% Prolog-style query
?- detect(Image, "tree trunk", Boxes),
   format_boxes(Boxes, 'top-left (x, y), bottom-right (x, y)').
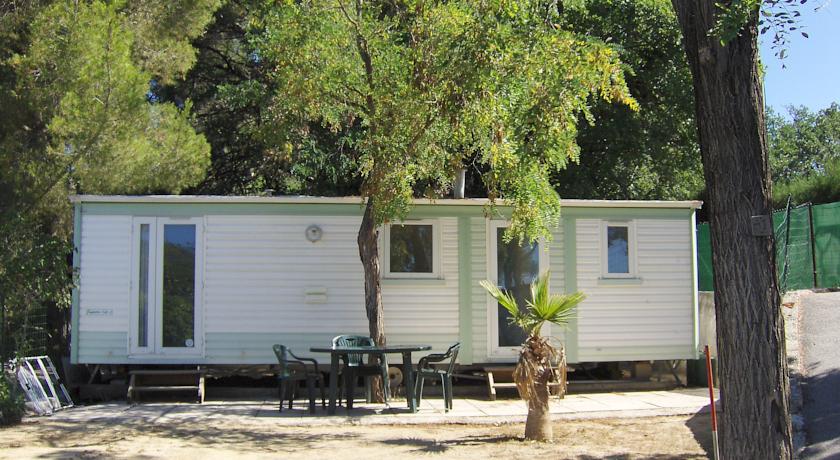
top-left (523, 378), bottom-right (552, 441)
top-left (671, 2), bottom-right (793, 458)
top-left (516, 338), bottom-right (555, 441)
top-left (358, 198), bottom-right (386, 402)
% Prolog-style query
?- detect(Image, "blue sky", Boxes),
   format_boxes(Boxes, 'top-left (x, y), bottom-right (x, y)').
top-left (760, 1), bottom-right (840, 113)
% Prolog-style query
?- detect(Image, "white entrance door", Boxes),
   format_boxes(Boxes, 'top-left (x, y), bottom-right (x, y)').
top-left (487, 221), bottom-right (547, 359)
top-left (130, 217), bottom-right (204, 357)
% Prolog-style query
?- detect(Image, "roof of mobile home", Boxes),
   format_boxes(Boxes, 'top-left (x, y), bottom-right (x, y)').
top-left (70, 195), bottom-right (702, 209)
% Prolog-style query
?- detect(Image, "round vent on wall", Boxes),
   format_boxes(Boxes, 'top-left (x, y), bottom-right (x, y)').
top-left (306, 224), bottom-right (323, 242)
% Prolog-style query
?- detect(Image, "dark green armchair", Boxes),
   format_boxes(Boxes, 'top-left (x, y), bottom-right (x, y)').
top-left (414, 342), bottom-right (460, 412)
top-left (273, 344), bottom-right (325, 414)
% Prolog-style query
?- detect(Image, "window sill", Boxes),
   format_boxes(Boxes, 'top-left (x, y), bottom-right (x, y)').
top-left (597, 277), bottom-right (643, 286)
top-left (382, 277), bottom-right (447, 286)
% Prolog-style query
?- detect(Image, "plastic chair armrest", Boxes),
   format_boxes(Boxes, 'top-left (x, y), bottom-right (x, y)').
top-left (288, 351), bottom-right (320, 369)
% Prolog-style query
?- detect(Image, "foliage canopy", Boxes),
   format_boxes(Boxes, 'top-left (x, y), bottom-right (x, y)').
top-left (0, 0), bottom-right (219, 357)
top-left (552, 0), bottom-right (701, 201)
top-left (254, 0), bottom-right (637, 241)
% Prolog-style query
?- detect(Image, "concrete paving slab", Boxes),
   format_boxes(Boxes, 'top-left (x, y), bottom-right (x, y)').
top-left (32, 388), bottom-right (718, 428)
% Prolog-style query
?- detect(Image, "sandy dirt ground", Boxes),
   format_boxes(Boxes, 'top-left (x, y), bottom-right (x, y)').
top-left (0, 414), bottom-right (712, 459)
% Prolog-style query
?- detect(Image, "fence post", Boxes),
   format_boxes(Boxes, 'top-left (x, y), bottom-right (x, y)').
top-left (807, 202), bottom-right (818, 288)
top-left (779, 196), bottom-right (792, 294)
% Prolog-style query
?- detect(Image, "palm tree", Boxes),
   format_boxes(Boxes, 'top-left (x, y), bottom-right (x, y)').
top-left (481, 271), bottom-right (585, 441)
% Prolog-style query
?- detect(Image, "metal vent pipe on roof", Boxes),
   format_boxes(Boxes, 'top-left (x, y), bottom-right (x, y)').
top-left (454, 168), bottom-right (466, 199)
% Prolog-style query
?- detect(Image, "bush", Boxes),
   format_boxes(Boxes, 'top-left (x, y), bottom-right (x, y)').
top-left (773, 158), bottom-right (840, 208)
top-left (0, 372), bottom-right (25, 426)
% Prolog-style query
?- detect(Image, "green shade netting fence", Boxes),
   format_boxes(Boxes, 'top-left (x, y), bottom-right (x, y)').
top-left (697, 201), bottom-right (840, 292)
top-left (773, 205), bottom-right (814, 291)
top-left (813, 202), bottom-right (840, 288)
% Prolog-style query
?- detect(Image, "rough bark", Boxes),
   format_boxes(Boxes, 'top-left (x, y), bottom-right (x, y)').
top-left (516, 338), bottom-right (555, 441)
top-left (358, 198), bottom-right (386, 402)
top-left (671, 1), bottom-right (793, 458)
top-left (522, 374), bottom-right (552, 441)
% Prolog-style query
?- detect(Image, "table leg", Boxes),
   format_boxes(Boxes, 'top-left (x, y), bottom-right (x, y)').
top-left (328, 353), bottom-right (338, 415)
top-left (346, 367), bottom-right (355, 410)
top-left (402, 352), bottom-right (416, 412)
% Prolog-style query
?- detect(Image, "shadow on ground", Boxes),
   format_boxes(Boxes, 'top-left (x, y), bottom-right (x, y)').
top-left (686, 407), bottom-right (714, 458)
top-left (800, 366), bottom-right (840, 458)
top-left (19, 416), bottom-right (361, 455)
top-left (378, 434), bottom-right (517, 454)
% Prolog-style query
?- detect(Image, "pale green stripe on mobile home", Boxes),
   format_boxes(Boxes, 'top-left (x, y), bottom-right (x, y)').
top-left (563, 217), bottom-right (579, 363)
top-left (457, 216), bottom-right (474, 364)
top-left (77, 331), bottom-right (127, 363)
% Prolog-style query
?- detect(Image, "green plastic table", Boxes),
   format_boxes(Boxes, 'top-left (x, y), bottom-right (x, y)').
top-left (310, 344), bottom-right (432, 415)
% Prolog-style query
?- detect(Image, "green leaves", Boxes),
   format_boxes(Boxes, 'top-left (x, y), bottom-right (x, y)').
top-left (0, 0), bottom-right (219, 357)
top-left (125, 0), bottom-right (223, 84)
top-left (13, 0), bottom-right (212, 195)
top-left (481, 271), bottom-right (585, 339)
top-left (256, 0), bottom-right (636, 240)
top-left (770, 103), bottom-right (840, 207)
top-left (552, 0), bottom-right (701, 202)
top-left (480, 279), bottom-right (523, 322)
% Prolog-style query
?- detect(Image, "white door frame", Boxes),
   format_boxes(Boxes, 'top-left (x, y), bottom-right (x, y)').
top-left (129, 217), bottom-right (204, 357)
top-left (486, 220), bottom-right (549, 359)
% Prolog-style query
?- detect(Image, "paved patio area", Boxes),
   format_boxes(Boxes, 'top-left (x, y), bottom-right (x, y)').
top-left (45, 388), bottom-right (718, 427)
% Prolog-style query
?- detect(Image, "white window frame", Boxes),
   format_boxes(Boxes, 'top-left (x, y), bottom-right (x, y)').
top-left (382, 219), bottom-right (441, 279)
top-left (129, 216), bottom-right (205, 357)
top-left (600, 220), bottom-right (638, 279)
top-left (486, 220), bottom-right (549, 359)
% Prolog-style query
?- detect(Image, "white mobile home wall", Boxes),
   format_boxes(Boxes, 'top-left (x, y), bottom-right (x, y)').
top-left (70, 196), bottom-right (701, 366)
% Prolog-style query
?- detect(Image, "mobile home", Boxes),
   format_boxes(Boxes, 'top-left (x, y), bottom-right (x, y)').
top-left (70, 195), bottom-right (701, 367)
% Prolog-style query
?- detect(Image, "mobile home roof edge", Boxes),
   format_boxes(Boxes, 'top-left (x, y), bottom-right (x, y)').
top-left (69, 194), bottom-right (702, 209)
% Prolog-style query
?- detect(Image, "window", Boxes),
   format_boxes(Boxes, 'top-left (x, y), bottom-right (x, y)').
top-left (383, 221), bottom-right (440, 278)
top-left (602, 221), bottom-right (636, 278)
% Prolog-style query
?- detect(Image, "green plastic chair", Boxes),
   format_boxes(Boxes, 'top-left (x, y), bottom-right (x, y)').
top-left (273, 344), bottom-right (325, 414)
top-left (332, 335), bottom-right (390, 403)
top-left (414, 342), bottom-right (460, 412)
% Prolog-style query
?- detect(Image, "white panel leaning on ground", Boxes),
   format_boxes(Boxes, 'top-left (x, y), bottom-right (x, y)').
top-left (69, 195), bottom-right (702, 368)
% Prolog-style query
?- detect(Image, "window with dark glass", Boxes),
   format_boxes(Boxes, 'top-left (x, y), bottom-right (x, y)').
top-left (137, 224), bottom-right (150, 348)
top-left (161, 224), bottom-right (196, 348)
top-left (496, 227), bottom-right (539, 347)
top-left (388, 224), bottom-right (434, 274)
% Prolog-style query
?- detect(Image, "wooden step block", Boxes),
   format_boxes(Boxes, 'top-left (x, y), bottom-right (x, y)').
top-left (132, 386), bottom-right (201, 392)
top-left (128, 369), bottom-right (205, 404)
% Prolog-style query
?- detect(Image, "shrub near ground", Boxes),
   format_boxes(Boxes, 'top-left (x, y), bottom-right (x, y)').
top-left (0, 373), bottom-right (24, 426)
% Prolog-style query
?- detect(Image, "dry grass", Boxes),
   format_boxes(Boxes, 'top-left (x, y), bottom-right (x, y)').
top-left (0, 413), bottom-right (712, 459)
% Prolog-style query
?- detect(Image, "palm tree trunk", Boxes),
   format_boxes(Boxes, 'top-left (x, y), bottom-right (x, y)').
top-left (517, 338), bottom-right (555, 441)
top-left (523, 374), bottom-right (552, 441)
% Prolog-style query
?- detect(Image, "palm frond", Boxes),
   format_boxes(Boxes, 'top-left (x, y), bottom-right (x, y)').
top-left (480, 279), bottom-right (524, 324)
top-left (540, 291), bottom-right (584, 325)
top-left (525, 272), bottom-right (584, 326)
top-left (483, 272), bottom-right (585, 339)
top-left (530, 273), bottom-right (550, 313)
